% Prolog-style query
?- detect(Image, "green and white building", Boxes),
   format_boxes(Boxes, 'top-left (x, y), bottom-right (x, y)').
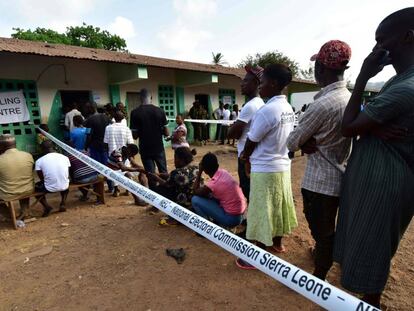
top-left (0, 37), bottom-right (319, 152)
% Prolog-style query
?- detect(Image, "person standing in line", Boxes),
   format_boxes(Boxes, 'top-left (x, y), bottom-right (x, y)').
top-left (230, 104), bottom-right (239, 146)
top-left (236, 64), bottom-right (297, 269)
top-left (65, 102), bottom-right (83, 132)
top-left (130, 88), bottom-right (169, 188)
top-left (188, 101), bottom-right (203, 145)
top-left (104, 110), bottom-right (134, 155)
top-left (334, 8), bottom-right (414, 308)
top-left (220, 104), bottom-right (231, 144)
top-left (213, 102), bottom-right (224, 142)
top-left (84, 102), bottom-right (112, 164)
top-left (228, 66), bottom-right (265, 201)
top-left (167, 114), bottom-right (190, 150)
top-left (70, 115), bottom-right (89, 151)
top-left (287, 40), bottom-right (352, 281)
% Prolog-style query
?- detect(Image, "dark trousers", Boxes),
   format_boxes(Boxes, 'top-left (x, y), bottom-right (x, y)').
top-left (220, 125), bottom-right (229, 144)
top-left (215, 124), bottom-right (222, 141)
top-left (302, 188), bottom-right (339, 279)
top-left (141, 151), bottom-right (168, 188)
top-left (238, 157), bottom-right (250, 201)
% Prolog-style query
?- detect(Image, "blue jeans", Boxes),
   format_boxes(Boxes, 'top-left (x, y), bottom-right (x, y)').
top-left (191, 196), bottom-right (243, 228)
top-left (88, 146), bottom-right (112, 191)
top-left (89, 146), bottom-right (108, 165)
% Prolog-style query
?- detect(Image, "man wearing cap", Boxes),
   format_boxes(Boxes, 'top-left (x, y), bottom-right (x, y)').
top-left (287, 40), bottom-right (352, 280)
top-left (228, 66), bottom-right (264, 200)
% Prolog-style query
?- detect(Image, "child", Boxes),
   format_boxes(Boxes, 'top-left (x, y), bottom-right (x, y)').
top-left (166, 115), bottom-right (190, 150)
top-left (147, 147), bottom-right (200, 225)
top-left (70, 115), bottom-right (89, 151)
top-left (192, 152), bottom-right (246, 228)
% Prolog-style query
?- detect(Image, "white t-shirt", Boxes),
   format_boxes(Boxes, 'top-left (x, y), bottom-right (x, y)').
top-left (247, 95), bottom-right (295, 173)
top-left (65, 109), bottom-right (83, 131)
top-left (223, 109), bottom-right (231, 121)
top-left (35, 153), bottom-right (71, 192)
top-left (213, 108), bottom-right (224, 120)
top-left (237, 97), bottom-right (265, 156)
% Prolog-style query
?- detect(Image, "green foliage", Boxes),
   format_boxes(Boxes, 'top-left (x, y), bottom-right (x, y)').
top-left (238, 51), bottom-right (300, 77)
top-left (11, 23), bottom-right (127, 51)
top-left (238, 51), bottom-right (316, 81)
top-left (212, 52), bottom-right (227, 65)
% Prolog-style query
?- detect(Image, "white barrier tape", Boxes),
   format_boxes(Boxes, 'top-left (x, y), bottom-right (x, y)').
top-left (167, 118), bottom-right (235, 126)
top-left (39, 128), bottom-right (378, 311)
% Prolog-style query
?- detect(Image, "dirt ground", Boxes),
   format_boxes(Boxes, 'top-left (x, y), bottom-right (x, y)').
top-left (0, 144), bottom-right (412, 311)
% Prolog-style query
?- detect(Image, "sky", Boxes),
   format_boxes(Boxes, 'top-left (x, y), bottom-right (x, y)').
top-left (0, 0), bottom-right (413, 84)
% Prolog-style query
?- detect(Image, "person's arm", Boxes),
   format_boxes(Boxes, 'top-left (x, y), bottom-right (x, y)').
top-left (129, 111), bottom-right (140, 140)
top-left (163, 126), bottom-right (170, 137)
top-left (147, 172), bottom-right (168, 185)
top-left (36, 170), bottom-right (44, 181)
top-left (286, 103), bottom-right (325, 153)
top-left (228, 120), bottom-right (246, 139)
top-left (193, 165), bottom-right (212, 197)
top-left (240, 110), bottom-right (270, 160)
top-left (64, 113), bottom-right (70, 130)
top-left (117, 162), bottom-right (145, 173)
top-left (342, 49), bottom-right (389, 137)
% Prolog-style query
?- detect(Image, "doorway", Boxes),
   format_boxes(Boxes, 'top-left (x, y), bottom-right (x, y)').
top-left (126, 92), bottom-right (141, 112)
top-left (60, 90), bottom-right (91, 117)
top-left (195, 93), bottom-right (210, 140)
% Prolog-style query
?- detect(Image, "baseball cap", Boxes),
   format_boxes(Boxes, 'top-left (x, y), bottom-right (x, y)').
top-left (244, 65), bottom-right (264, 81)
top-left (310, 40), bottom-right (351, 70)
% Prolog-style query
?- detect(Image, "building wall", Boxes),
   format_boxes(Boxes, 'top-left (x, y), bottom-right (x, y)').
top-left (0, 53), bottom-right (110, 123)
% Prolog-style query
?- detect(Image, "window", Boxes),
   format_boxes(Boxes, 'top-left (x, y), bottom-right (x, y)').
top-left (158, 85), bottom-right (175, 118)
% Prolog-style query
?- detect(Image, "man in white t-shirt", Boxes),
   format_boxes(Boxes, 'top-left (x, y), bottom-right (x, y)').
top-left (220, 104), bottom-right (231, 144)
top-left (35, 140), bottom-right (71, 217)
top-left (65, 102), bottom-right (83, 131)
top-left (236, 64), bottom-right (297, 270)
top-left (228, 65), bottom-right (264, 200)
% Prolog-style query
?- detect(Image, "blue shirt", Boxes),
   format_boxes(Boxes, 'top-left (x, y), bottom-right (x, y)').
top-left (70, 127), bottom-right (89, 151)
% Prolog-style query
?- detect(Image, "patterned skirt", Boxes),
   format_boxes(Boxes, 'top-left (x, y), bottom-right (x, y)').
top-left (246, 171), bottom-right (297, 246)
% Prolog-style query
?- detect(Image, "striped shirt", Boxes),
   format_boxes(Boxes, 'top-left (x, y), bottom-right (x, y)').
top-left (103, 122), bottom-right (134, 154)
top-left (67, 153), bottom-right (97, 182)
top-left (287, 80), bottom-right (352, 196)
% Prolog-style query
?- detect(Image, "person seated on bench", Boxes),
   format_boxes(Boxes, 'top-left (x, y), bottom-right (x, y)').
top-left (66, 148), bottom-right (100, 202)
top-left (0, 134), bottom-right (35, 220)
top-left (107, 144), bottom-right (148, 206)
top-left (192, 152), bottom-right (246, 228)
top-left (35, 140), bottom-right (71, 217)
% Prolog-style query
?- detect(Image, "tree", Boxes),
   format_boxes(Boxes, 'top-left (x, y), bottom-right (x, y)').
top-left (238, 51), bottom-right (300, 77)
top-left (11, 23), bottom-right (127, 51)
top-left (299, 64), bottom-right (315, 81)
top-left (212, 52), bottom-right (227, 65)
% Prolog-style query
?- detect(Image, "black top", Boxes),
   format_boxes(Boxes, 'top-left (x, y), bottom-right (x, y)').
top-left (130, 105), bottom-right (168, 156)
top-left (84, 113), bottom-right (111, 150)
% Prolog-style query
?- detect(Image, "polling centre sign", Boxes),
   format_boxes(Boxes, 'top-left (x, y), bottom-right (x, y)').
top-left (0, 90), bottom-right (30, 124)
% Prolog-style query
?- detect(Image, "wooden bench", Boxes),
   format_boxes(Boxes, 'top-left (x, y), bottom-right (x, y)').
top-left (0, 179), bottom-right (105, 230)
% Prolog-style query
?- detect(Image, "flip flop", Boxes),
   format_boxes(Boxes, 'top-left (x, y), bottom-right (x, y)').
top-left (272, 245), bottom-right (287, 253)
top-left (235, 258), bottom-right (257, 270)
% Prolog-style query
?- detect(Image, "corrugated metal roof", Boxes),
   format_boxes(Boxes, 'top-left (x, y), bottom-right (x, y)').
top-left (0, 37), bottom-right (315, 84)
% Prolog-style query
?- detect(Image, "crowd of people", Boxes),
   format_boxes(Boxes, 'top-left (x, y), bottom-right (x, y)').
top-left (0, 7), bottom-right (413, 309)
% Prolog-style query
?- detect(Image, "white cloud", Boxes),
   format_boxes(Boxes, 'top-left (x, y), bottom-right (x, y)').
top-left (108, 16), bottom-right (136, 39)
top-left (158, 0), bottom-right (217, 60)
